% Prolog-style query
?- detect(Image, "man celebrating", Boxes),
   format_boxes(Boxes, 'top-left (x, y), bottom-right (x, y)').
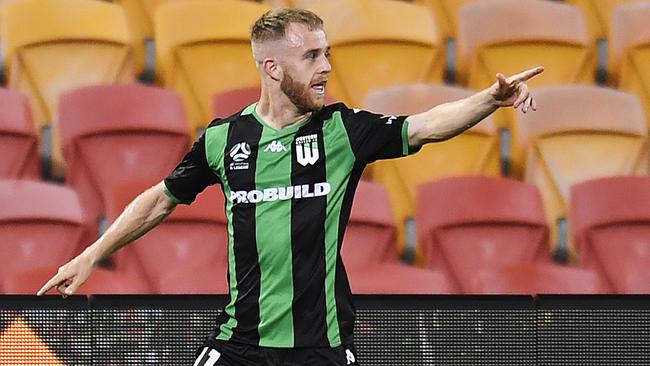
top-left (39, 8), bottom-right (543, 366)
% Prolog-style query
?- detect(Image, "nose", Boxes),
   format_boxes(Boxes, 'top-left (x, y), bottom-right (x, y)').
top-left (320, 54), bottom-right (332, 74)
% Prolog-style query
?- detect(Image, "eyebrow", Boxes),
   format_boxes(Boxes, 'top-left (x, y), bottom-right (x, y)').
top-left (303, 46), bottom-right (331, 56)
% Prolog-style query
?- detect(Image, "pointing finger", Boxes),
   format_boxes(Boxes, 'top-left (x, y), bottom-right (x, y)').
top-left (510, 66), bottom-right (544, 84)
top-left (38, 272), bottom-right (66, 296)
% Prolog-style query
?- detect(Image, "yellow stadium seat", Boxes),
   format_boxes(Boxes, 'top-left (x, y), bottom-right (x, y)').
top-left (297, 0), bottom-right (443, 107)
top-left (411, 0), bottom-right (477, 41)
top-left (457, 0), bottom-right (595, 176)
top-left (609, 2), bottom-right (650, 123)
top-left (564, 0), bottom-right (648, 42)
top-left (517, 85), bottom-right (648, 262)
top-left (155, 0), bottom-right (270, 134)
top-left (364, 84), bottom-right (499, 262)
top-left (0, 0), bottom-right (135, 178)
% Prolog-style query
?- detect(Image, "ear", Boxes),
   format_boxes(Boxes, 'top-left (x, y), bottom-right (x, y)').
top-left (263, 58), bottom-right (282, 81)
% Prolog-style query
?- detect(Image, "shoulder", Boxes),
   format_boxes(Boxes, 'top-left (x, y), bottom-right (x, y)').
top-left (314, 102), bottom-right (354, 121)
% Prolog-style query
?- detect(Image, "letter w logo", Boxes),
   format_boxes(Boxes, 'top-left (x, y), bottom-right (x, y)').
top-left (296, 141), bottom-right (319, 166)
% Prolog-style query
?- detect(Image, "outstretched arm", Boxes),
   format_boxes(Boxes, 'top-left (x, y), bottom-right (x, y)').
top-left (407, 66), bottom-right (544, 146)
top-left (37, 182), bottom-right (177, 296)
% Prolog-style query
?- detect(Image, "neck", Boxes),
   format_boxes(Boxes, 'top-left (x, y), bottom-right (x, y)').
top-left (256, 86), bottom-right (312, 130)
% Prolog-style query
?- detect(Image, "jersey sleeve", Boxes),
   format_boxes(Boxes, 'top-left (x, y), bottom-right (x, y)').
top-left (340, 105), bottom-right (419, 164)
top-left (163, 131), bottom-right (220, 205)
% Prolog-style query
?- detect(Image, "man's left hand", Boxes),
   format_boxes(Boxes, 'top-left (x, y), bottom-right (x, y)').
top-left (490, 66), bottom-right (544, 113)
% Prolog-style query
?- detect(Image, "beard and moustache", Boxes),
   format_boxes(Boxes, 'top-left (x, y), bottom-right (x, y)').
top-left (280, 71), bottom-right (324, 114)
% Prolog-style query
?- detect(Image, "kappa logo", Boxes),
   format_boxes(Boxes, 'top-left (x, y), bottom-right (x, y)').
top-left (264, 140), bottom-right (287, 153)
top-left (229, 142), bottom-right (251, 162)
top-left (295, 134), bottom-right (319, 166)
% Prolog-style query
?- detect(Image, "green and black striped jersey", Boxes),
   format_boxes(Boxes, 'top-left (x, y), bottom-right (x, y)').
top-left (164, 102), bottom-right (416, 348)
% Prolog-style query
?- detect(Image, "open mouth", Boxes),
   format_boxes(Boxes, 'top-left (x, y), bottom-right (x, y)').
top-left (311, 81), bottom-right (327, 94)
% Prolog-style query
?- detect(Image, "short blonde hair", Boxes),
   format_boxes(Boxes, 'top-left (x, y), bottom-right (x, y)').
top-left (251, 8), bottom-right (324, 44)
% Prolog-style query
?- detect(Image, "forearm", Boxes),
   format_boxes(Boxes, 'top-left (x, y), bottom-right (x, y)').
top-left (408, 88), bottom-right (498, 145)
top-left (82, 182), bottom-right (176, 264)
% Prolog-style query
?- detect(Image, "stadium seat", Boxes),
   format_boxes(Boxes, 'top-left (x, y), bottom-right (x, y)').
top-left (343, 181), bottom-right (456, 294)
top-left (572, 177), bottom-right (650, 294)
top-left (59, 84), bottom-right (190, 246)
top-left (609, 2), bottom-right (650, 122)
top-left (457, 0), bottom-right (594, 176)
top-left (363, 84), bottom-right (499, 260)
top-left (417, 176), bottom-right (550, 293)
top-left (156, 264), bottom-right (229, 294)
top-left (0, 0), bottom-right (135, 178)
top-left (155, 0), bottom-right (270, 134)
top-left (518, 85), bottom-right (648, 262)
top-left (0, 180), bottom-right (85, 283)
top-left (105, 178), bottom-right (228, 293)
top-left (342, 180), bottom-right (400, 266)
top-left (297, 0), bottom-right (443, 106)
top-left (411, 0), bottom-right (477, 42)
top-left (212, 87), bottom-right (336, 118)
top-left (2, 267), bottom-right (56, 295)
top-left (468, 262), bottom-right (610, 294)
top-left (565, 0), bottom-right (647, 43)
top-left (0, 88), bottom-right (39, 179)
top-left (78, 268), bottom-right (154, 295)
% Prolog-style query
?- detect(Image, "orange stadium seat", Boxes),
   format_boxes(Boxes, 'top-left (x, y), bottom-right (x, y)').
top-left (609, 2), bottom-right (650, 122)
top-left (105, 178), bottom-right (228, 293)
top-left (344, 181), bottom-right (455, 294)
top-left (0, 88), bottom-right (39, 179)
top-left (469, 262), bottom-right (610, 294)
top-left (417, 177), bottom-right (550, 293)
top-left (0, 180), bottom-right (85, 285)
top-left (518, 85), bottom-right (648, 262)
top-left (0, 0), bottom-right (135, 178)
top-left (411, 0), bottom-right (477, 42)
top-left (572, 177), bottom-right (650, 294)
top-left (457, 0), bottom-right (594, 176)
top-left (296, 0), bottom-right (443, 107)
top-left (59, 84), bottom-right (190, 246)
top-left (565, 0), bottom-right (648, 42)
top-left (363, 84), bottom-right (499, 261)
top-left (155, 0), bottom-right (270, 134)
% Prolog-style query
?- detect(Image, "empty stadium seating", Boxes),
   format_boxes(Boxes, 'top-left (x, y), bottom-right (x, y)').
top-left (155, 0), bottom-right (270, 134)
top-left (565, 0), bottom-right (648, 42)
top-left (0, 0), bottom-right (135, 178)
top-left (59, 84), bottom-right (190, 246)
top-left (411, 0), bottom-right (477, 42)
top-left (105, 178), bottom-right (228, 293)
top-left (0, 180), bottom-right (85, 285)
top-left (363, 84), bottom-right (499, 260)
top-left (343, 180), bottom-right (456, 294)
top-left (518, 85), bottom-right (648, 262)
top-left (297, 0), bottom-right (443, 106)
top-left (572, 177), bottom-right (650, 294)
top-left (0, 88), bottom-right (39, 179)
top-left (609, 2), bottom-right (650, 122)
top-left (417, 177), bottom-right (550, 293)
top-left (457, 0), bottom-right (595, 176)
top-left (156, 264), bottom-right (229, 294)
top-left (469, 262), bottom-right (610, 294)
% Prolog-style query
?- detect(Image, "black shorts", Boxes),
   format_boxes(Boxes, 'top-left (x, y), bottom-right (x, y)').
top-left (193, 340), bottom-right (360, 366)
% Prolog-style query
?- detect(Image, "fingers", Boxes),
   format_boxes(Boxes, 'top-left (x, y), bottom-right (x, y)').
top-left (509, 66), bottom-right (544, 84)
top-left (521, 96), bottom-right (536, 113)
top-left (37, 269), bottom-right (67, 296)
top-left (496, 73), bottom-right (508, 88)
top-left (513, 84), bottom-right (529, 108)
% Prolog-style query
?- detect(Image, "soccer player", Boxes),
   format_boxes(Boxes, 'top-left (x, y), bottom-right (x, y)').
top-left (38, 8), bottom-right (543, 366)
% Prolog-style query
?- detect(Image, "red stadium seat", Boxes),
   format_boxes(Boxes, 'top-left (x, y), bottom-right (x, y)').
top-left (60, 84), bottom-right (190, 246)
top-left (572, 177), bottom-right (650, 294)
top-left (0, 88), bottom-right (39, 179)
top-left (417, 177), bottom-right (550, 293)
top-left (2, 267), bottom-right (58, 295)
top-left (343, 181), bottom-right (456, 294)
top-left (0, 180), bottom-right (85, 284)
top-left (469, 262), bottom-right (610, 294)
top-left (156, 264), bottom-right (229, 294)
top-left (105, 178), bottom-right (228, 293)
top-left (78, 268), bottom-right (154, 295)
